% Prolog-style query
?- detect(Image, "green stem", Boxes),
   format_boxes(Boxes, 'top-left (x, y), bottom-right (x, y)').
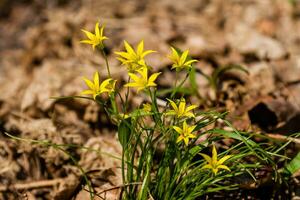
top-left (124, 77), bottom-right (131, 113)
top-left (171, 73), bottom-right (189, 98)
top-left (174, 71), bottom-right (178, 88)
top-left (110, 93), bottom-right (118, 114)
top-left (101, 49), bottom-right (112, 78)
top-left (148, 89), bottom-right (161, 125)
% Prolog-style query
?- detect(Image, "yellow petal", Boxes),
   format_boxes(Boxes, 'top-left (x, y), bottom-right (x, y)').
top-left (199, 153), bottom-right (212, 164)
top-left (146, 82), bottom-right (157, 87)
top-left (185, 59), bottom-right (198, 66)
top-left (180, 50), bottom-right (189, 65)
top-left (188, 125), bottom-right (196, 133)
top-left (170, 47), bottom-right (179, 60)
top-left (137, 40), bottom-right (144, 55)
top-left (124, 82), bottom-right (141, 88)
top-left (217, 165), bottom-right (231, 171)
top-left (217, 155), bottom-right (232, 165)
top-left (178, 99), bottom-right (186, 116)
top-left (183, 137), bottom-right (189, 145)
top-left (81, 90), bottom-right (94, 95)
top-left (167, 99), bottom-right (178, 113)
top-left (83, 77), bottom-right (95, 90)
top-left (176, 135), bottom-right (184, 143)
top-left (101, 36), bottom-right (108, 40)
top-left (100, 25), bottom-right (105, 37)
top-left (93, 72), bottom-right (100, 91)
top-left (95, 22), bottom-right (100, 37)
top-left (115, 51), bottom-right (132, 60)
top-left (171, 64), bottom-right (180, 70)
top-left (124, 40), bottom-right (136, 56)
top-left (201, 164), bottom-right (213, 170)
top-left (173, 126), bottom-right (182, 134)
top-left (141, 50), bottom-right (156, 58)
top-left (80, 40), bottom-right (94, 44)
top-left (138, 67), bottom-right (148, 80)
top-left (212, 168), bottom-right (218, 175)
top-left (128, 73), bottom-right (141, 83)
top-left (212, 145), bottom-right (218, 165)
top-left (81, 29), bottom-right (95, 40)
top-left (186, 105), bottom-right (198, 112)
top-left (183, 112), bottom-right (195, 118)
top-left (99, 78), bottom-right (112, 93)
top-left (148, 72), bottom-right (161, 84)
top-left (187, 133), bottom-right (196, 139)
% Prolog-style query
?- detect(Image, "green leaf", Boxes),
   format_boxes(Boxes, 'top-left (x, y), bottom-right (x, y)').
top-left (194, 112), bottom-right (228, 132)
top-left (118, 118), bottom-right (132, 148)
top-left (211, 64), bottom-right (248, 90)
top-left (285, 152), bottom-right (300, 175)
top-left (207, 129), bottom-right (256, 147)
top-left (51, 95), bottom-right (94, 101)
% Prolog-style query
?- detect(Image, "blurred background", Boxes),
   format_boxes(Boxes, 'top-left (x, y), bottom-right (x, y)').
top-left (1, 0), bottom-right (300, 199)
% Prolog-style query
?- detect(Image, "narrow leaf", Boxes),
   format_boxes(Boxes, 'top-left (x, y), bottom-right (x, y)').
top-left (118, 118), bottom-right (132, 149)
top-left (285, 152), bottom-right (300, 175)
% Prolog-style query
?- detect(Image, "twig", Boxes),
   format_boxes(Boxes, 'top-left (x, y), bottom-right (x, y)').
top-left (266, 133), bottom-right (300, 145)
top-left (97, 182), bottom-right (142, 196)
top-left (0, 178), bottom-right (64, 192)
top-left (82, 188), bottom-right (105, 200)
top-left (82, 182), bottom-right (142, 200)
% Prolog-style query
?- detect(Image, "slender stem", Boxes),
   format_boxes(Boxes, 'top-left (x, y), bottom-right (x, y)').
top-left (124, 76), bottom-right (131, 113)
top-left (110, 93), bottom-right (118, 114)
top-left (101, 49), bottom-right (112, 78)
top-left (171, 73), bottom-right (189, 98)
top-left (174, 71), bottom-right (178, 88)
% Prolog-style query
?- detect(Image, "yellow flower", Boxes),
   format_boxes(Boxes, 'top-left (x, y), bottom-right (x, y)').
top-left (168, 47), bottom-right (197, 71)
top-left (124, 67), bottom-right (161, 93)
top-left (81, 72), bottom-right (116, 100)
top-left (173, 121), bottom-right (196, 145)
top-left (142, 103), bottom-right (152, 112)
top-left (119, 113), bottom-right (129, 119)
top-left (165, 98), bottom-right (197, 118)
top-left (115, 40), bottom-right (155, 72)
top-left (199, 145), bottom-right (232, 175)
top-left (80, 22), bottom-right (108, 50)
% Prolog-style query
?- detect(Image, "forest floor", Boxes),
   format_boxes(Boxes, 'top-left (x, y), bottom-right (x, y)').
top-left (1, 0), bottom-right (300, 199)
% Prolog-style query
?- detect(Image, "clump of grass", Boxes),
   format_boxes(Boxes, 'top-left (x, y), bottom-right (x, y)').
top-left (4, 21), bottom-right (300, 200)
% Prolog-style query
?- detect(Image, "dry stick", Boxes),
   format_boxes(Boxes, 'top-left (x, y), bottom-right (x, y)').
top-left (0, 178), bottom-right (64, 192)
top-left (97, 182), bottom-right (142, 196)
top-left (82, 188), bottom-right (105, 200)
top-left (83, 182), bottom-right (142, 199)
top-left (266, 133), bottom-right (300, 145)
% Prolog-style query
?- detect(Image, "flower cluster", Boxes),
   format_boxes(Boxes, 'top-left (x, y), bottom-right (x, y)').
top-left (79, 21), bottom-right (232, 176)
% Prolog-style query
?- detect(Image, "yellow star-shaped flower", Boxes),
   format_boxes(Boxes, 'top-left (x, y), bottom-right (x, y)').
top-left (165, 98), bottom-right (198, 118)
top-left (168, 47), bottom-right (198, 71)
top-left (80, 22), bottom-right (108, 50)
top-left (199, 145), bottom-right (232, 175)
top-left (81, 72), bottom-right (116, 100)
top-left (115, 40), bottom-right (155, 72)
top-left (173, 121), bottom-right (196, 145)
top-left (124, 67), bottom-right (161, 93)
